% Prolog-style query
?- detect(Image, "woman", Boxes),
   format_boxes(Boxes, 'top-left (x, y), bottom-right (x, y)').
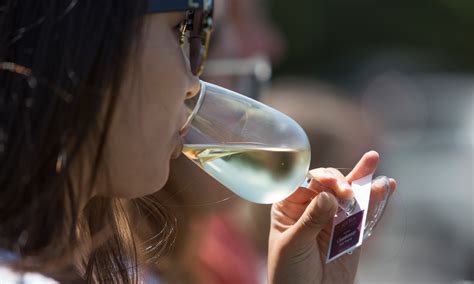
top-left (0, 0), bottom-right (396, 283)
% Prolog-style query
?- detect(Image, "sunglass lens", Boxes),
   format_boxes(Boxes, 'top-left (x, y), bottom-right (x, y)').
top-left (188, 10), bottom-right (211, 76)
top-left (189, 36), bottom-right (204, 76)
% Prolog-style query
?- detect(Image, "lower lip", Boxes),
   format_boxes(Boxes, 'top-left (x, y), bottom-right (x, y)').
top-left (171, 138), bottom-right (184, 159)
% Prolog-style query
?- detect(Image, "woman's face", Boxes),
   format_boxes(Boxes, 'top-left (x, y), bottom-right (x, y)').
top-left (99, 12), bottom-right (200, 198)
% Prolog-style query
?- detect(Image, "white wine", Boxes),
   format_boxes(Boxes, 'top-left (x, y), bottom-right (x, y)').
top-left (183, 143), bottom-right (311, 204)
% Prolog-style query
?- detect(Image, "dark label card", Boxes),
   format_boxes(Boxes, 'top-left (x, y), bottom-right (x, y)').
top-left (328, 210), bottom-right (364, 259)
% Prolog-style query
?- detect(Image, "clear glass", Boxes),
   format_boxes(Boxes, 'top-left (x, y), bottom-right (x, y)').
top-left (181, 81), bottom-right (390, 239)
top-left (181, 81), bottom-right (311, 204)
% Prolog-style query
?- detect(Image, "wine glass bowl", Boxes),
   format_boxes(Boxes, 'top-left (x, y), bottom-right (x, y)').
top-left (181, 81), bottom-right (311, 204)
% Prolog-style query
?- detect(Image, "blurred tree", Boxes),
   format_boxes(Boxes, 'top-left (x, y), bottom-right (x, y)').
top-left (267, 0), bottom-right (474, 81)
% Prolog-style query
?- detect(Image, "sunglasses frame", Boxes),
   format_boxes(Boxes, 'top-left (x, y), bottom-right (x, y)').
top-left (147, 0), bottom-right (214, 76)
top-left (147, 0), bottom-right (213, 13)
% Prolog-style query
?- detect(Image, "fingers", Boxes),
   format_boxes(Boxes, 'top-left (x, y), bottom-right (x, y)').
top-left (289, 192), bottom-right (338, 243)
top-left (346, 151), bottom-right (380, 183)
top-left (389, 178), bottom-right (397, 194)
top-left (369, 176), bottom-right (390, 207)
top-left (366, 176), bottom-right (397, 228)
top-left (282, 153), bottom-right (397, 248)
top-left (307, 168), bottom-right (353, 200)
top-left (370, 176), bottom-right (397, 200)
top-left (284, 186), bottom-right (317, 205)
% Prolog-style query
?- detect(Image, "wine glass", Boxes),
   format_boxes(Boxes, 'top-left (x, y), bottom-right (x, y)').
top-left (181, 80), bottom-right (390, 239)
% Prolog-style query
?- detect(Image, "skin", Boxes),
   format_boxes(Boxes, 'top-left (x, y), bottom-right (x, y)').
top-left (98, 12), bottom-right (200, 198)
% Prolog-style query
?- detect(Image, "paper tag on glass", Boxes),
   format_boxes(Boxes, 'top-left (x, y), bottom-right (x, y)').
top-left (326, 174), bottom-right (372, 263)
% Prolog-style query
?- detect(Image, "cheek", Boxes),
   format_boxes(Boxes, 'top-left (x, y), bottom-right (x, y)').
top-left (96, 84), bottom-right (173, 199)
top-left (136, 27), bottom-right (189, 150)
top-left (101, 96), bottom-right (173, 198)
top-left (98, 27), bottom-right (189, 198)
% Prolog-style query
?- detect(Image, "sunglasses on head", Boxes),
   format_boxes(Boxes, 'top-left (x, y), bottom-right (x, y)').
top-left (147, 0), bottom-right (214, 76)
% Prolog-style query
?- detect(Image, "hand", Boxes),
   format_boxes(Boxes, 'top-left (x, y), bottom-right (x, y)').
top-left (268, 151), bottom-right (396, 284)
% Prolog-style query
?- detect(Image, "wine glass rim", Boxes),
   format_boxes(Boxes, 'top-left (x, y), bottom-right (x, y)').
top-left (181, 80), bottom-right (207, 132)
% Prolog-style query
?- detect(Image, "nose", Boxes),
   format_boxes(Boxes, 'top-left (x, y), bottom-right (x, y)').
top-left (186, 76), bottom-right (201, 100)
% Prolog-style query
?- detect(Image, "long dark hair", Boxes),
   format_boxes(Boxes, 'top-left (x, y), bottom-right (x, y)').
top-left (0, 1), bottom-right (174, 282)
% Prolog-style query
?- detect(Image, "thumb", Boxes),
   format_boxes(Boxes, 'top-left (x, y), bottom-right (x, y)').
top-left (290, 192), bottom-right (338, 243)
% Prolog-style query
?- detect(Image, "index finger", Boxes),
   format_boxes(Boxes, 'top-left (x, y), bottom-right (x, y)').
top-left (307, 168), bottom-right (354, 200)
top-left (346, 151), bottom-right (380, 182)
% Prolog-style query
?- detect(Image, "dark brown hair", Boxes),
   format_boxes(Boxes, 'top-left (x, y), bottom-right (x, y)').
top-left (0, 1), bottom-right (174, 282)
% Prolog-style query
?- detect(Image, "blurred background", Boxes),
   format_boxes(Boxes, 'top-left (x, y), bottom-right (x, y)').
top-left (268, 1), bottom-right (474, 283)
top-left (156, 0), bottom-right (473, 283)
top-left (267, 1), bottom-right (474, 282)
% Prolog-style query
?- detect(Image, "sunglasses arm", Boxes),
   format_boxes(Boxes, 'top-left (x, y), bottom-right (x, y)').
top-left (147, 0), bottom-right (213, 13)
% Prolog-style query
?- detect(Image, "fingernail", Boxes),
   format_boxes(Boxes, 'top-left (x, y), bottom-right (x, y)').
top-left (317, 192), bottom-right (333, 212)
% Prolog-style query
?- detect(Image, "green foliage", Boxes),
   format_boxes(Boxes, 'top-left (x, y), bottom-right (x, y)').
top-left (267, 0), bottom-right (474, 77)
